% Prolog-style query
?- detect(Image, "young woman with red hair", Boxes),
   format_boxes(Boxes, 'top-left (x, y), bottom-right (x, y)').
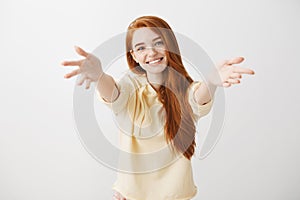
top-left (62, 16), bottom-right (254, 200)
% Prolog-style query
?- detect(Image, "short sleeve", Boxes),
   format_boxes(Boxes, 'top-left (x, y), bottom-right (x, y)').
top-left (188, 81), bottom-right (213, 121)
top-left (97, 74), bottom-right (135, 115)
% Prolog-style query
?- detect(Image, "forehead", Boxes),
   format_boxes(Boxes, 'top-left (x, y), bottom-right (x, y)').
top-left (131, 27), bottom-right (161, 46)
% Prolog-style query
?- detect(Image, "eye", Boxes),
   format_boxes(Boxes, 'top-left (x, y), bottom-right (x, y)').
top-left (136, 46), bottom-right (145, 51)
top-left (154, 41), bottom-right (164, 46)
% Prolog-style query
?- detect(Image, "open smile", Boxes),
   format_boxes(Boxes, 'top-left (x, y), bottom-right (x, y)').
top-left (146, 57), bottom-right (164, 65)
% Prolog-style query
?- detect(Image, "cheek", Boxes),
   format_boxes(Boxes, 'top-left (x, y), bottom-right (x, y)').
top-left (135, 54), bottom-right (145, 63)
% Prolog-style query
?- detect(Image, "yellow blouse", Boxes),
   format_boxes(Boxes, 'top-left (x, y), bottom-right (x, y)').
top-left (99, 72), bottom-right (213, 200)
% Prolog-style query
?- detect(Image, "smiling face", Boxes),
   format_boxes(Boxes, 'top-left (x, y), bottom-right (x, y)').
top-left (130, 27), bottom-right (168, 75)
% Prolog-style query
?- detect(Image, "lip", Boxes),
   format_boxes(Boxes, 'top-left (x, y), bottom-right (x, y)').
top-left (146, 57), bottom-right (164, 65)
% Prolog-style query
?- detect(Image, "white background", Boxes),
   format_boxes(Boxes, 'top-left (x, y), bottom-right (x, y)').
top-left (1, 0), bottom-right (300, 199)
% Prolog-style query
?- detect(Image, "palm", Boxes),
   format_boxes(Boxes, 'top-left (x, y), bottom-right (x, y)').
top-left (213, 57), bottom-right (255, 87)
top-left (62, 46), bottom-right (103, 89)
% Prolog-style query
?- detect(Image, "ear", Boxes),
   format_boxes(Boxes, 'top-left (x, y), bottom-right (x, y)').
top-left (130, 50), bottom-right (138, 63)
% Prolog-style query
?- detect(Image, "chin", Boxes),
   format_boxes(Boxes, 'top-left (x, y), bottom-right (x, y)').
top-left (148, 65), bottom-right (167, 74)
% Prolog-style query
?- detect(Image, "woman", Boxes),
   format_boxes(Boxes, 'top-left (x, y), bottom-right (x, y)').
top-left (62, 16), bottom-right (254, 200)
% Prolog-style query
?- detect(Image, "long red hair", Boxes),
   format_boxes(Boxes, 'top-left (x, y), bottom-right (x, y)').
top-left (125, 16), bottom-right (196, 160)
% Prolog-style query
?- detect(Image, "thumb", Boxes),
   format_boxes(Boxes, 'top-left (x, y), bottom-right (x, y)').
top-left (75, 46), bottom-right (89, 57)
top-left (227, 57), bottom-right (244, 65)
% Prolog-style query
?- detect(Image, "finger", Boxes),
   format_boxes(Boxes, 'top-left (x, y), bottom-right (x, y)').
top-left (75, 46), bottom-right (89, 57)
top-left (227, 57), bottom-right (244, 65)
top-left (229, 73), bottom-right (242, 79)
top-left (226, 78), bottom-right (240, 84)
top-left (77, 75), bottom-right (86, 86)
top-left (85, 79), bottom-right (91, 89)
top-left (223, 82), bottom-right (231, 87)
top-left (113, 192), bottom-right (121, 200)
top-left (64, 69), bottom-right (80, 79)
top-left (232, 66), bottom-right (255, 75)
top-left (113, 194), bottom-right (118, 200)
top-left (61, 60), bottom-right (83, 66)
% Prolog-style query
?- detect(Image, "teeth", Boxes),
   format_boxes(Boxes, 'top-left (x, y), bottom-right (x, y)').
top-left (148, 58), bottom-right (161, 64)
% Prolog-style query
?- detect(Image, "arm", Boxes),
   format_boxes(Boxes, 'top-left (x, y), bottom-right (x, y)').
top-left (62, 46), bottom-right (119, 102)
top-left (194, 57), bottom-right (255, 105)
top-left (96, 73), bottom-right (119, 102)
top-left (194, 81), bottom-right (216, 105)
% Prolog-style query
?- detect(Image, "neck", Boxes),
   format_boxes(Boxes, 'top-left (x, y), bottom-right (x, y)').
top-left (146, 72), bottom-right (166, 90)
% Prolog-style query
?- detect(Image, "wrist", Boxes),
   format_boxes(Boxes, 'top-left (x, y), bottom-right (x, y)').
top-left (207, 70), bottom-right (222, 87)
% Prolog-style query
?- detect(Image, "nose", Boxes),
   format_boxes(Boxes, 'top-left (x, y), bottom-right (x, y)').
top-left (146, 47), bottom-right (158, 56)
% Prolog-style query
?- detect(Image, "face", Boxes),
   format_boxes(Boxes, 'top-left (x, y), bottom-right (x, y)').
top-left (130, 27), bottom-right (168, 75)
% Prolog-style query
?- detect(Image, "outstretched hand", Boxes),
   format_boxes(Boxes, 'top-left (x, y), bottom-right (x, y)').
top-left (61, 46), bottom-right (103, 89)
top-left (209, 57), bottom-right (255, 87)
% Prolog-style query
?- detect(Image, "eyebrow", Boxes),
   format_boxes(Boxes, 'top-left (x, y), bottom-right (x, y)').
top-left (134, 36), bottom-right (162, 48)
